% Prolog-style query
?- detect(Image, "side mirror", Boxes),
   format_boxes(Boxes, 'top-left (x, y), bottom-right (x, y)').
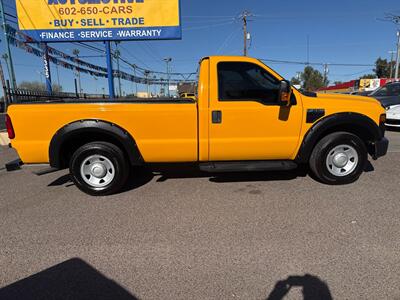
top-left (279, 80), bottom-right (293, 106)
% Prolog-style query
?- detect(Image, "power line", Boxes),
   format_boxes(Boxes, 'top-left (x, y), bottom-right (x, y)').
top-left (259, 58), bottom-right (375, 67)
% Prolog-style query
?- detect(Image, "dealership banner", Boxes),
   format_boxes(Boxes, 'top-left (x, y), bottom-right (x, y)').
top-left (15, 0), bottom-right (181, 42)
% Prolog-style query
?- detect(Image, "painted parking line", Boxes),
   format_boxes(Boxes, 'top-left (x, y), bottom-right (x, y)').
top-left (0, 132), bottom-right (10, 146)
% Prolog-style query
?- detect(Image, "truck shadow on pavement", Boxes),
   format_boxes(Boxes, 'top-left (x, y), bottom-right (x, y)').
top-left (0, 258), bottom-right (138, 300)
top-left (48, 160), bottom-right (375, 195)
top-left (266, 274), bottom-right (333, 300)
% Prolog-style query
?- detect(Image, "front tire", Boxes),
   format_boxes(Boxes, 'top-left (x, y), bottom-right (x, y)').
top-left (309, 132), bottom-right (368, 185)
top-left (69, 142), bottom-right (129, 196)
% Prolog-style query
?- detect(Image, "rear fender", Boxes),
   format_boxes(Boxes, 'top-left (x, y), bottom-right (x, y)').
top-left (49, 120), bottom-right (143, 169)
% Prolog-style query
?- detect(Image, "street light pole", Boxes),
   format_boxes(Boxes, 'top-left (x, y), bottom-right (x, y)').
top-left (164, 57), bottom-right (172, 97)
top-left (144, 70), bottom-right (150, 97)
top-left (395, 30), bottom-right (400, 80)
top-left (389, 50), bottom-right (396, 79)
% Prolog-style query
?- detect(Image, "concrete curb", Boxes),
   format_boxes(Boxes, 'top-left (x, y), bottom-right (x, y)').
top-left (0, 132), bottom-right (10, 146)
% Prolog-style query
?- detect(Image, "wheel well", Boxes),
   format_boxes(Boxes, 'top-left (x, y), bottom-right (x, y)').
top-left (316, 124), bottom-right (375, 146)
top-left (296, 117), bottom-right (381, 164)
top-left (49, 120), bottom-right (143, 169)
top-left (58, 132), bottom-right (129, 169)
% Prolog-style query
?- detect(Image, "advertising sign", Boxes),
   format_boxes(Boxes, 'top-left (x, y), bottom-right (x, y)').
top-left (359, 79), bottom-right (381, 92)
top-left (15, 0), bottom-right (181, 42)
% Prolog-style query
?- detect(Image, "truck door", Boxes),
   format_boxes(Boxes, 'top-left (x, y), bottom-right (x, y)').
top-left (209, 60), bottom-right (303, 161)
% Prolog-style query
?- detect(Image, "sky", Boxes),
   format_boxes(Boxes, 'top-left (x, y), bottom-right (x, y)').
top-left (0, 0), bottom-right (399, 95)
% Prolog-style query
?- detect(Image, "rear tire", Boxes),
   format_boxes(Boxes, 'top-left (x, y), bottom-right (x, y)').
top-left (309, 132), bottom-right (367, 185)
top-left (69, 142), bottom-right (129, 196)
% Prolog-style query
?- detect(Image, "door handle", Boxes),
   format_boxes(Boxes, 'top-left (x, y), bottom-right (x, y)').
top-left (212, 111), bottom-right (222, 124)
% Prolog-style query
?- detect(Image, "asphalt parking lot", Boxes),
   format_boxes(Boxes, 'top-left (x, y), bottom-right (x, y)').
top-left (1, 131), bottom-right (400, 299)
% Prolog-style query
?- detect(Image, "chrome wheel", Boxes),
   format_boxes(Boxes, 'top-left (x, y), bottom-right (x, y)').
top-left (326, 144), bottom-right (358, 177)
top-left (80, 155), bottom-right (115, 188)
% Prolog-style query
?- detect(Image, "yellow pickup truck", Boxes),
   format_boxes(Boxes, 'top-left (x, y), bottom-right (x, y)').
top-left (5, 56), bottom-right (388, 195)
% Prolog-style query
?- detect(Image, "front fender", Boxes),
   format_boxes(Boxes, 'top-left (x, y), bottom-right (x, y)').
top-left (295, 112), bottom-right (383, 164)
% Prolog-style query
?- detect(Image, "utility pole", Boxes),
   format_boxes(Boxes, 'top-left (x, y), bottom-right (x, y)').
top-left (395, 30), bottom-right (400, 79)
top-left (323, 64), bottom-right (329, 86)
top-left (240, 11), bottom-right (252, 56)
top-left (382, 14), bottom-right (400, 79)
top-left (307, 35), bottom-right (310, 65)
top-left (164, 57), bottom-right (172, 97)
top-left (0, 0), bottom-right (16, 91)
top-left (73, 49), bottom-right (82, 94)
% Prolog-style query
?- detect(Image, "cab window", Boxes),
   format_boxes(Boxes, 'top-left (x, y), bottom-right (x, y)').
top-left (218, 62), bottom-right (280, 104)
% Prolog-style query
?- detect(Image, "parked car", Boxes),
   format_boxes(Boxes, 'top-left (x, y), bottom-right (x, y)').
top-left (5, 56), bottom-right (388, 195)
top-left (369, 82), bottom-right (400, 108)
top-left (180, 93), bottom-right (196, 101)
top-left (385, 104), bottom-right (400, 128)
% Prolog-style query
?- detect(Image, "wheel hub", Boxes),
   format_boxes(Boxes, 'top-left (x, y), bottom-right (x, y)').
top-left (80, 155), bottom-right (115, 188)
top-left (332, 153), bottom-right (349, 168)
top-left (91, 163), bottom-right (107, 178)
top-left (326, 144), bottom-right (359, 177)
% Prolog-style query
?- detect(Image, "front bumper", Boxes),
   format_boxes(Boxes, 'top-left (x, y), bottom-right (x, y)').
top-left (385, 119), bottom-right (400, 127)
top-left (371, 137), bottom-right (389, 160)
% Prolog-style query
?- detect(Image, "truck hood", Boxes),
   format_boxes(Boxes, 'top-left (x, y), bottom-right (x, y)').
top-left (306, 94), bottom-right (382, 109)
top-left (314, 93), bottom-right (381, 106)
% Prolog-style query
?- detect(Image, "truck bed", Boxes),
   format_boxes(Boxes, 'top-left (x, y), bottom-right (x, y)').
top-left (8, 100), bottom-right (198, 164)
top-left (11, 97), bottom-right (195, 105)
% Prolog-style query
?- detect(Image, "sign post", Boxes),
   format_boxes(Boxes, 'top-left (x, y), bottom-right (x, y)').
top-left (41, 43), bottom-right (53, 94)
top-left (0, 0), bottom-right (16, 92)
top-left (105, 41), bottom-right (115, 99)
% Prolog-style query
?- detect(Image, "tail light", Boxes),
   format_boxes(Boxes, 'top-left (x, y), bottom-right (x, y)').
top-left (5, 114), bottom-right (15, 139)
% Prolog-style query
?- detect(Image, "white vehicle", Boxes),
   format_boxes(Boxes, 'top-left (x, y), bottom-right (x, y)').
top-left (385, 105), bottom-right (400, 128)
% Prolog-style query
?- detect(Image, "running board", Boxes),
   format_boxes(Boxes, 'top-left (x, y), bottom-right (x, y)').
top-left (33, 167), bottom-right (60, 176)
top-left (199, 161), bottom-right (298, 173)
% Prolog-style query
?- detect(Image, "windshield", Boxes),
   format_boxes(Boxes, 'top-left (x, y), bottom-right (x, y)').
top-left (371, 83), bottom-right (400, 97)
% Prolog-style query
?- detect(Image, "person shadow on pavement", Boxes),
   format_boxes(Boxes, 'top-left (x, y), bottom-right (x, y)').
top-left (266, 274), bottom-right (333, 300)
